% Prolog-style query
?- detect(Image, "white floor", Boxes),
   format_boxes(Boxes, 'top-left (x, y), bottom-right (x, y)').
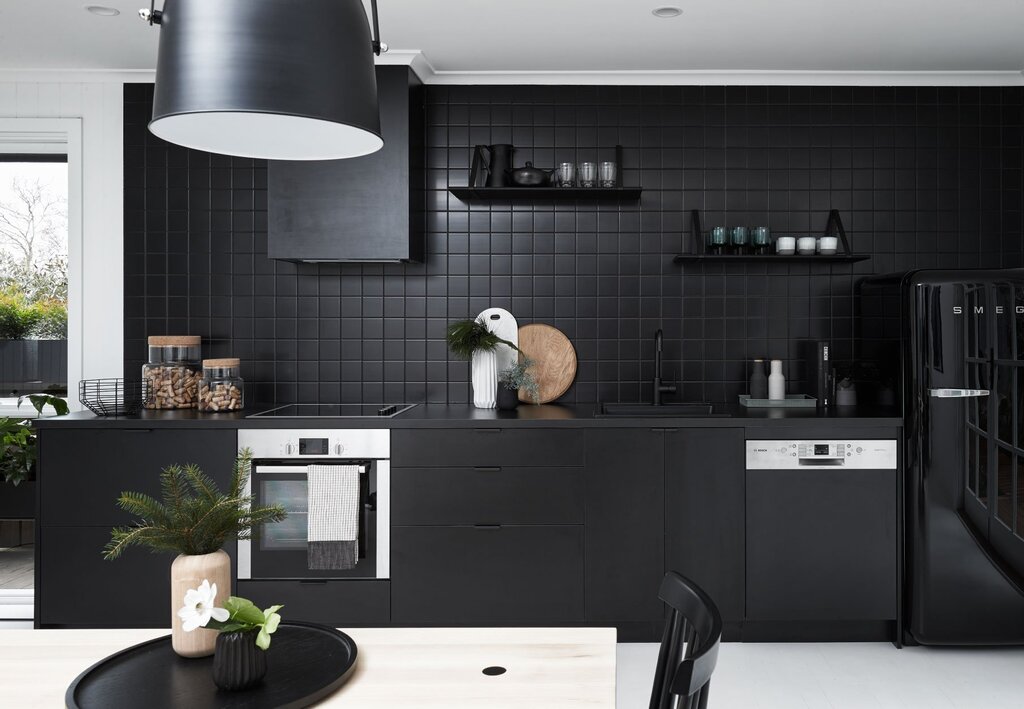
top-left (617, 642), bottom-right (1024, 709)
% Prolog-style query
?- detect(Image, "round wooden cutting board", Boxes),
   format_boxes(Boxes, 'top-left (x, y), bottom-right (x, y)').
top-left (517, 324), bottom-right (577, 403)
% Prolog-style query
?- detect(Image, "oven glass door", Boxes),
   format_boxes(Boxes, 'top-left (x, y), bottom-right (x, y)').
top-left (250, 461), bottom-right (377, 579)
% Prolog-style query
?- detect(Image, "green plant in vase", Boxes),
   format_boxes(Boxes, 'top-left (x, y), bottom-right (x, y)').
top-left (498, 357), bottom-right (540, 410)
top-left (103, 449), bottom-right (286, 658)
top-left (447, 317), bottom-right (524, 409)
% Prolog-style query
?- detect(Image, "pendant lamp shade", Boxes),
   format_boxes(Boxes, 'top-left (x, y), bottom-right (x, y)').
top-left (149, 0), bottom-right (383, 160)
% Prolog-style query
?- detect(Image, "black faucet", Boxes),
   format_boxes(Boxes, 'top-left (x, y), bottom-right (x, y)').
top-left (653, 329), bottom-right (677, 405)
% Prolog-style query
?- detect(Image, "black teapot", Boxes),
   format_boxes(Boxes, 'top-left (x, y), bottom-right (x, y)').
top-left (506, 162), bottom-right (554, 187)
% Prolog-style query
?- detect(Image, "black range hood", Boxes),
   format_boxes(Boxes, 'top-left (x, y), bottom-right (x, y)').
top-left (267, 66), bottom-right (424, 263)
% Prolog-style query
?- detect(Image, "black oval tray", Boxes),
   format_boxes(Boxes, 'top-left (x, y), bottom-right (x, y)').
top-left (66, 621), bottom-right (357, 709)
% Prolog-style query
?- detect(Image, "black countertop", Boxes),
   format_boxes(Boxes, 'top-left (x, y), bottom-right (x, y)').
top-left (33, 403), bottom-right (903, 429)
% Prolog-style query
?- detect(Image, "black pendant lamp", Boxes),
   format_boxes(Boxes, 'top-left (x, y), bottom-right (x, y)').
top-left (141, 0), bottom-right (385, 160)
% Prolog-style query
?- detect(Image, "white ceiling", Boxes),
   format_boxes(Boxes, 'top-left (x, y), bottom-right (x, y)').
top-left (3, 0), bottom-right (1024, 83)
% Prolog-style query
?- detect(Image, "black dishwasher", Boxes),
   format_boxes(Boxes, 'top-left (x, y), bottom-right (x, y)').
top-left (744, 439), bottom-right (899, 635)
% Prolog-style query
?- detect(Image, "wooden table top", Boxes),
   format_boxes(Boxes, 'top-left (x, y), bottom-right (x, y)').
top-left (0, 626), bottom-right (617, 708)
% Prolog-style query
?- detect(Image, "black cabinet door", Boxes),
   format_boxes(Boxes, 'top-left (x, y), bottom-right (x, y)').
top-left (268, 66), bottom-right (424, 263)
top-left (39, 429), bottom-right (237, 526)
top-left (391, 525), bottom-right (584, 624)
top-left (584, 429), bottom-right (664, 622)
top-left (391, 467), bottom-right (584, 525)
top-left (665, 429), bottom-right (745, 623)
top-left (746, 467), bottom-right (898, 621)
top-left (392, 429), bottom-right (584, 468)
top-left (236, 580), bottom-right (389, 626)
top-left (39, 526), bottom-right (170, 627)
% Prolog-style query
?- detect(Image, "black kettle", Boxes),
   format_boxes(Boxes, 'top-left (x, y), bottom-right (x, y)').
top-left (470, 144), bottom-right (515, 187)
top-left (506, 162), bottom-right (554, 187)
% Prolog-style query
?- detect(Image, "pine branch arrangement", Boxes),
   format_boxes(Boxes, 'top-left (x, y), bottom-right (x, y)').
top-left (446, 318), bottom-right (521, 359)
top-left (103, 449), bottom-right (286, 560)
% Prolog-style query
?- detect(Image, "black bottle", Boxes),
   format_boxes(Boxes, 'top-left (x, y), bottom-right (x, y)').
top-left (750, 359), bottom-right (768, 399)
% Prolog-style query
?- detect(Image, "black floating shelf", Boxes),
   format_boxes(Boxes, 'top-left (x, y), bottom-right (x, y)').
top-left (673, 254), bottom-right (870, 264)
top-left (448, 186), bottom-right (642, 201)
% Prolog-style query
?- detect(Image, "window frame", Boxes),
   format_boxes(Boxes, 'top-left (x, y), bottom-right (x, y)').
top-left (0, 118), bottom-right (82, 415)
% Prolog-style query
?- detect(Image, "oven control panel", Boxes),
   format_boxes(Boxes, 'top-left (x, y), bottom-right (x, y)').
top-left (238, 429), bottom-right (390, 459)
top-left (745, 440), bottom-right (898, 469)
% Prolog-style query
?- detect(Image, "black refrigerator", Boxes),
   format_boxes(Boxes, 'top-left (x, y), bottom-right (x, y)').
top-left (860, 269), bottom-right (1024, 645)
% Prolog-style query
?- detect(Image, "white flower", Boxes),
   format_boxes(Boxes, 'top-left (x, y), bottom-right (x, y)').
top-left (177, 579), bottom-right (229, 632)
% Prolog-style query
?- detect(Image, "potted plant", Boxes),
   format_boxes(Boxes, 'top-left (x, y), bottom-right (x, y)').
top-left (497, 358), bottom-right (540, 410)
top-left (446, 318), bottom-right (522, 409)
top-left (0, 394), bottom-right (68, 518)
top-left (103, 449), bottom-right (286, 658)
top-left (178, 579), bottom-right (284, 690)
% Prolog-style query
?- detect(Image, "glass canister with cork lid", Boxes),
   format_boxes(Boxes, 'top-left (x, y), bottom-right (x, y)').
top-left (198, 358), bottom-right (244, 412)
top-left (142, 335), bottom-right (202, 409)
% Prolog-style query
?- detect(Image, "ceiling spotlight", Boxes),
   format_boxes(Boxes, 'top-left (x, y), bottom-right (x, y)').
top-left (652, 6), bottom-right (683, 18)
top-left (85, 5), bottom-right (121, 15)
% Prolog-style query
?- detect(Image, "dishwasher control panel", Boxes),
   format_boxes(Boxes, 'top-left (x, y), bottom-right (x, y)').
top-left (745, 440), bottom-right (898, 469)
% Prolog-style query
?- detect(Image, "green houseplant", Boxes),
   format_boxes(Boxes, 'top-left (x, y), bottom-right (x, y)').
top-left (104, 449), bottom-right (286, 658)
top-left (497, 357), bottom-right (540, 410)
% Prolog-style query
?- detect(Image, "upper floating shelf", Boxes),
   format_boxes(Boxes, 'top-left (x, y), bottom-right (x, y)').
top-left (448, 186), bottom-right (642, 201)
top-left (673, 254), bottom-right (870, 264)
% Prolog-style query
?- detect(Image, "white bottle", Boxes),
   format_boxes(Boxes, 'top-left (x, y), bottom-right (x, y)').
top-left (768, 359), bottom-right (786, 401)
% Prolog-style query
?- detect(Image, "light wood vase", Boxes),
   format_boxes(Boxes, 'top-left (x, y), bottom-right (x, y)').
top-left (170, 549), bottom-right (231, 658)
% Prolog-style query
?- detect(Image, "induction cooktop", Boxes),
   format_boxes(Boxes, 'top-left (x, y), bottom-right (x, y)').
top-left (247, 403), bottom-right (418, 418)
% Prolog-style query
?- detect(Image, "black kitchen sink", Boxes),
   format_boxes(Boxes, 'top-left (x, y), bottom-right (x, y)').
top-left (596, 402), bottom-right (730, 418)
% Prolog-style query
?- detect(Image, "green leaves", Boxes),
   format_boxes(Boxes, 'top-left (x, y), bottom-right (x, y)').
top-left (0, 416), bottom-right (35, 486)
top-left (445, 318), bottom-right (520, 360)
top-left (103, 448), bottom-right (287, 560)
top-left (18, 394), bottom-right (69, 417)
top-left (207, 597), bottom-right (284, 651)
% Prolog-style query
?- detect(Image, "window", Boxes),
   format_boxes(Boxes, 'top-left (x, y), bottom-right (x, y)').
top-left (0, 155), bottom-right (69, 404)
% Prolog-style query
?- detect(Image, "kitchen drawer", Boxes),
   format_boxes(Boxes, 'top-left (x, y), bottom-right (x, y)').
top-left (391, 525), bottom-right (584, 624)
top-left (39, 429), bottom-right (236, 526)
top-left (39, 526), bottom-right (170, 627)
top-left (391, 429), bottom-right (583, 468)
top-left (236, 580), bottom-right (389, 626)
top-left (391, 467), bottom-right (584, 525)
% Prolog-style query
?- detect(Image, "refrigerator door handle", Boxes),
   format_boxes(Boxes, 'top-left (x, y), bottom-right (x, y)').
top-left (928, 388), bottom-right (990, 398)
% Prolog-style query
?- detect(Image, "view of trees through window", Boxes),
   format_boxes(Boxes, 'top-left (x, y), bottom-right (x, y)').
top-left (0, 157), bottom-right (69, 398)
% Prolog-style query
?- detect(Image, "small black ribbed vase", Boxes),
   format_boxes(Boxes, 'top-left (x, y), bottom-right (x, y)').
top-left (496, 386), bottom-right (520, 411)
top-left (212, 630), bottom-right (267, 691)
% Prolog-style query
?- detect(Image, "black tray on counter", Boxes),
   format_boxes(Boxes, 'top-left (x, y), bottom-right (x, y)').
top-left (66, 622), bottom-right (357, 709)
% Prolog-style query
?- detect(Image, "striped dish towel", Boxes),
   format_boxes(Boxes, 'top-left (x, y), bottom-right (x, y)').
top-left (307, 464), bottom-right (361, 570)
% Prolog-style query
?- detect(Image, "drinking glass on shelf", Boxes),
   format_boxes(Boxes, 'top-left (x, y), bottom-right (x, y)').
top-left (578, 162), bottom-right (597, 188)
top-left (730, 226), bottom-right (749, 254)
top-left (752, 226), bottom-right (771, 255)
top-left (707, 226), bottom-right (727, 255)
top-left (554, 162), bottom-right (576, 188)
top-left (599, 161), bottom-right (617, 188)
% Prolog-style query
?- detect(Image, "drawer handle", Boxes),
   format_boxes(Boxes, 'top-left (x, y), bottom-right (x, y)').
top-left (650, 428), bottom-right (679, 433)
top-left (299, 579), bottom-right (329, 585)
top-left (123, 429), bottom-right (155, 433)
top-left (474, 428), bottom-right (502, 434)
top-left (473, 524), bottom-right (502, 529)
top-left (474, 466), bottom-right (502, 473)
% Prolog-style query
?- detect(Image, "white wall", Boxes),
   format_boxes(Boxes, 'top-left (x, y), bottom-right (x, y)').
top-left (0, 80), bottom-right (124, 391)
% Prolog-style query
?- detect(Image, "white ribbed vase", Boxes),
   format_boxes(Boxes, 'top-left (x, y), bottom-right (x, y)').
top-left (471, 349), bottom-right (498, 409)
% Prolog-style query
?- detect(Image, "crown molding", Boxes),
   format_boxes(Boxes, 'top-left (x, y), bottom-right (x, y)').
top-left (2, 59), bottom-right (1022, 87)
top-left (420, 68), bottom-right (1024, 86)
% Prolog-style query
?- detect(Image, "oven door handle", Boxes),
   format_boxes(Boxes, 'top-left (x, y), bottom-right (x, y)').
top-left (254, 464), bottom-right (370, 475)
top-left (254, 465), bottom-right (310, 474)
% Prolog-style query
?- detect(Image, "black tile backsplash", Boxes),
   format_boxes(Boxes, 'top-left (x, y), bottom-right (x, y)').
top-left (124, 83), bottom-right (1024, 405)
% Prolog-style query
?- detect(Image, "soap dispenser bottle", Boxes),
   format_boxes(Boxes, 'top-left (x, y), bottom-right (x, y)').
top-left (768, 359), bottom-right (786, 400)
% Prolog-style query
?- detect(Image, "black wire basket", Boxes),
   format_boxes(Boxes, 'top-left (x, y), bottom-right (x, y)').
top-left (78, 378), bottom-right (144, 416)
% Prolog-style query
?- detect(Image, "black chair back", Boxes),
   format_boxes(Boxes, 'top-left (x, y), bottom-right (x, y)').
top-left (649, 571), bottom-right (723, 709)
